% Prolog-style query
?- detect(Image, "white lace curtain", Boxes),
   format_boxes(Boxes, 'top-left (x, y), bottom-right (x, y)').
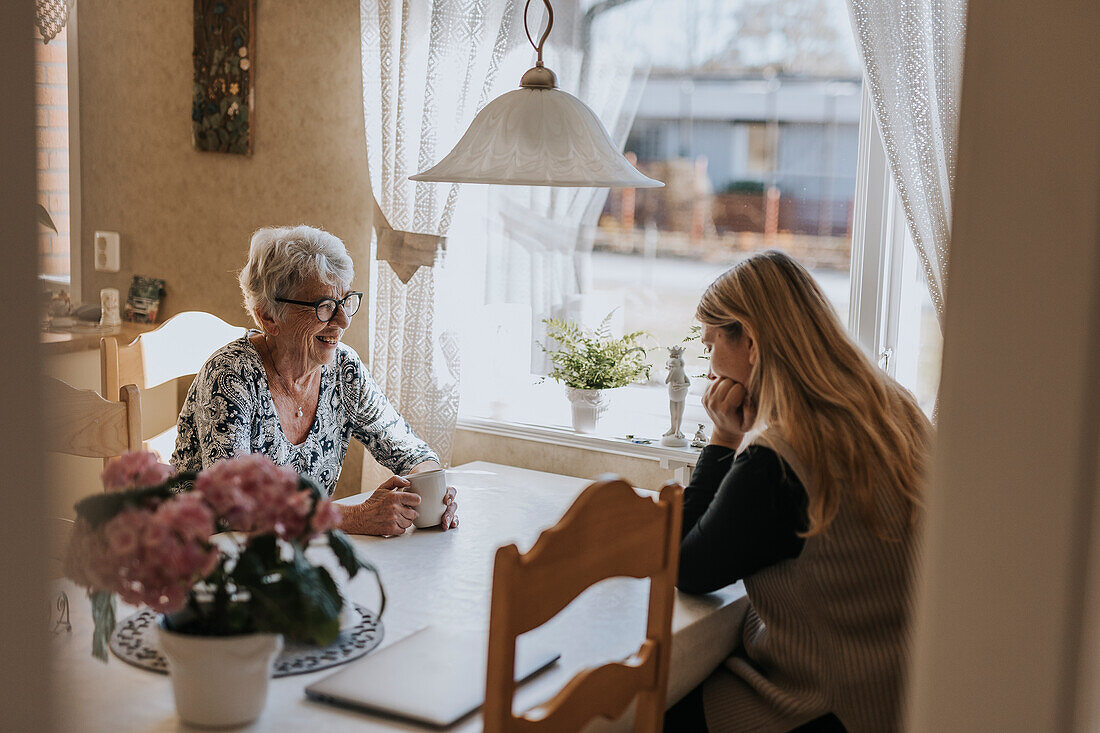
top-left (35, 0), bottom-right (74, 43)
top-left (847, 0), bottom-right (967, 325)
top-left (360, 0), bottom-right (525, 463)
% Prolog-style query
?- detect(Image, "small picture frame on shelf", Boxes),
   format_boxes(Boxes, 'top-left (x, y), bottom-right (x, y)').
top-left (124, 276), bottom-right (165, 324)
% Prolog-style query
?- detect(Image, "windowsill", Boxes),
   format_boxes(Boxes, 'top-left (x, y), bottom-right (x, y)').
top-left (40, 273), bottom-right (71, 287)
top-left (458, 414), bottom-right (704, 469)
top-left (457, 380), bottom-right (712, 471)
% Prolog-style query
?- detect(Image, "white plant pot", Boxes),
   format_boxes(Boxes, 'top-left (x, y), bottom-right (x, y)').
top-left (566, 387), bottom-right (609, 433)
top-left (158, 621), bottom-right (283, 728)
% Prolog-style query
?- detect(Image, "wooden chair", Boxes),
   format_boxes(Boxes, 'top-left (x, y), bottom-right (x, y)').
top-left (100, 311), bottom-right (246, 455)
top-left (44, 378), bottom-right (141, 461)
top-left (484, 479), bottom-right (684, 733)
top-left (43, 379), bottom-right (139, 625)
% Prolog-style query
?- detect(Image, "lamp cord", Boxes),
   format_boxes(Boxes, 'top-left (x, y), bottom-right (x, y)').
top-left (523, 0), bottom-right (554, 67)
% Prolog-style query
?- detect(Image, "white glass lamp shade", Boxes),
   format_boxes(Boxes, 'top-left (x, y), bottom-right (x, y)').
top-left (410, 87), bottom-right (664, 188)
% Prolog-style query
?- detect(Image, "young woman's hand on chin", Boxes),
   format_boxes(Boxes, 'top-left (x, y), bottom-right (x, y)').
top-left (702, 377), bottom-right (756, 450)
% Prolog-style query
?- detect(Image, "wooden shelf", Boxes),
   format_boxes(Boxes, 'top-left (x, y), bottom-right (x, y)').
top-left (40, 322), bottom-right (157, 356)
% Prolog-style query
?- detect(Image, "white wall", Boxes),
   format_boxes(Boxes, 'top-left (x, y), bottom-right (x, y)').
top-left (905, 0), bottom-right (1100, 730)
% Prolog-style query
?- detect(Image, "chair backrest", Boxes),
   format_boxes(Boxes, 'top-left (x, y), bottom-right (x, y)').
top-left (484, 479), bottom-right (684, 733)
top-left (44, 378), bottom-right (141, 460)
top-left (100, 311), bottom-right (247, 448)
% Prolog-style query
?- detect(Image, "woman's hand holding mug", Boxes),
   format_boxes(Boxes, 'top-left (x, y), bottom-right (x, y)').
top-left (339, 475), bottom-right (421, 536)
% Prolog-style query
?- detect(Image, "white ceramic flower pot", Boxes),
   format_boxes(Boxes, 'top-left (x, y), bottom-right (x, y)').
top-left (566, 387), bottom-right (609, 433)
top-left (157, 621), bottom-right (283, 728)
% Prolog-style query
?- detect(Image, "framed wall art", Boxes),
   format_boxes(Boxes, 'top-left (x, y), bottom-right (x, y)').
top-left (192, 0), bottom-right (254, 155)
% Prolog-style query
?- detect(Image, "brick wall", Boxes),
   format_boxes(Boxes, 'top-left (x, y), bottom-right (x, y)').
top-left (35, 26), bottom-right (69, 279)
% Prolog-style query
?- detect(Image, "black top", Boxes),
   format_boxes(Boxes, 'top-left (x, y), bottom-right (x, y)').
top-left (678, 444), bottom-right (810, 594)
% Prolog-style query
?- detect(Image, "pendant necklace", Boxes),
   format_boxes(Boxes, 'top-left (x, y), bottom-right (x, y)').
top-left (263, 337), bottom-right (305, 418)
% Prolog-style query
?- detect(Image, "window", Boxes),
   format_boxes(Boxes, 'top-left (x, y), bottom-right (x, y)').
top-left (34, 9), bottom-right (79, 299)
top-left (451, 0), bottom-right (941, 443)
top-left (849, 87), bottom-right (943, 416)
top-left (892, 243), bottom-right (943, 415)
top-left (625, 123), bottom-right (666, 163)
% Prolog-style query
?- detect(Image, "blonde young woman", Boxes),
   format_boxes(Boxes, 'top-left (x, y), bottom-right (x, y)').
top-left (668, 251), bottom-right (932, 733)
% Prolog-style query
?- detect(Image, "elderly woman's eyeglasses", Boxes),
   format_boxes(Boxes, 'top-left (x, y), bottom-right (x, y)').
top-left (275, 292), bottom-right (363, 322)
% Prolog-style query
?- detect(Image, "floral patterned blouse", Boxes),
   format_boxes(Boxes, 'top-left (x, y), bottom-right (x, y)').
top-left (172, 332), bottom-right (438, 496)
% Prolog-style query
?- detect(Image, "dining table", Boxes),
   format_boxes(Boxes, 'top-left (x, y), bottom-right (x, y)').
top-left (52, 461), bottom-right (747, 731)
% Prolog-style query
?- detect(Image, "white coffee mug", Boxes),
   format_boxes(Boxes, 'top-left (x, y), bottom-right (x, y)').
top-left (403, 469), bottom-right (448, 528)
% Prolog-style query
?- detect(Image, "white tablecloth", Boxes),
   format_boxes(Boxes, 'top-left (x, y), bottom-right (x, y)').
top-left (53, 461), bottom-right (746, 731)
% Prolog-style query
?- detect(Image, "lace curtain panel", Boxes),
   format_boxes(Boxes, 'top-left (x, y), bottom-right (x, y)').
top-left (35, 0), bottom-right (74, 43)
top-left (847, 0), bottom-right (967, 325)
top-left (360, 0), bottom-right (525, 463)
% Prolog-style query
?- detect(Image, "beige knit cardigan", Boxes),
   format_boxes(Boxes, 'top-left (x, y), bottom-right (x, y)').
top-left (701, 431), bottom-right (919, 732)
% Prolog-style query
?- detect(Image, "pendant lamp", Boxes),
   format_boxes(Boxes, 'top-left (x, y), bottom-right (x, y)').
top-left (410, 0), bottom-right (663, 188)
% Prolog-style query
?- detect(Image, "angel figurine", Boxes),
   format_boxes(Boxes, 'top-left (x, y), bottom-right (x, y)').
top-left (690, 424), bottom-right (708, 448)
top-left (661, 346), bottom-right (691, 447)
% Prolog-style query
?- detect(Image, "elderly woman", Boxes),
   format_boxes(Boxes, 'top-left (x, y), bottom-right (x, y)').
top-left (172, 225), bottom-right (457, 536)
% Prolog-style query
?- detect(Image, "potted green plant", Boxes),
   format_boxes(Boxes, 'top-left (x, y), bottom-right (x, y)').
top-left (540, 313), bottom-right (651, 433)
top-left (64, 451), bottom-right (380, 727)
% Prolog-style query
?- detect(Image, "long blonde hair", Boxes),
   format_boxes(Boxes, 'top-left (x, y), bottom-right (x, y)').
top-left (696, 251), bottom-right (932, 538)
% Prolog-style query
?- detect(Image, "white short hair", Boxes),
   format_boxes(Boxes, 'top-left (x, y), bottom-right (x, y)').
top-left (238, 225), bottom-right (354, 326)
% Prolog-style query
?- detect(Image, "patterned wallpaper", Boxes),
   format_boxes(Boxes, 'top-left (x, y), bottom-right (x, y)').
top-left (78, 0), bottom-right (373, 349)
top-left (77, 0), bottom-right (374, 493)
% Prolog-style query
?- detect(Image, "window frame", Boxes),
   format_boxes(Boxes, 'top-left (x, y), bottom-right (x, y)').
top-left (848, 83), bottom-right (932, 389)
top-left (66, 6), bottom-right (82, 302)
top-left (848, 83), bottom-right (906, 371)
top-left (34, 6), bottom-right (83, 298)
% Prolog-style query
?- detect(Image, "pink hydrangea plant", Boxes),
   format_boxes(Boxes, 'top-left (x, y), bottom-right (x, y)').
top-left (194, 453), bottom-right (342, 541)
top-left (66, 451), bottom-right (370, 660)
top-left (100, 450), bottom-right (177, 492)
top-left (65, 494), bottom-right (218, 614)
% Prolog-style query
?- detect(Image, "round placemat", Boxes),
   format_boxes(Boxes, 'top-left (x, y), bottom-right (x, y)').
top-left (109, 604), bottom-right (383, 677)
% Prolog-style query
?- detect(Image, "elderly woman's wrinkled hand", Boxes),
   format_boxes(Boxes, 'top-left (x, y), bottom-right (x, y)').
top-left (441, 486), bottom-right (458, 531)
top-left (338, 476), bottom-right (459, 536)
top-left (341, 475), bottom-right (421, 536)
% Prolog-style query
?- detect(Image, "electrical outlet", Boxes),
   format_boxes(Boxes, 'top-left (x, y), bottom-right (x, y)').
top-left (94, 231), bottom-right (120, 272)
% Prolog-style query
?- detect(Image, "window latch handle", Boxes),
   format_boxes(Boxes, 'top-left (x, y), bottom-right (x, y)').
top-left (878, 347), bottom-right (893, 371)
